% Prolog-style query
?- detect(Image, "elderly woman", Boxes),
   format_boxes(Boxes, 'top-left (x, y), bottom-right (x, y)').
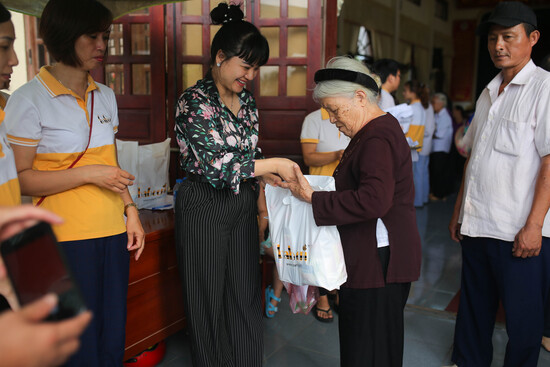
top-left (283, 56), bottom-right (421, 367)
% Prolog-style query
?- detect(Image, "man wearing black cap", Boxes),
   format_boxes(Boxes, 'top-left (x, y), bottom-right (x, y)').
top-left (447, 1), bottom-right (550, 366)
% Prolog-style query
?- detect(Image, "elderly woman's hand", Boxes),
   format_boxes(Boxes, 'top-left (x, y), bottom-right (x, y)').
top-left (280, 165), bottom-right (314, 203)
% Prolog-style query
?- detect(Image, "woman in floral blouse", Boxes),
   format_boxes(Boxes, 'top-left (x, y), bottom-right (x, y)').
top-left (174, 3), bottom-right (297, 366)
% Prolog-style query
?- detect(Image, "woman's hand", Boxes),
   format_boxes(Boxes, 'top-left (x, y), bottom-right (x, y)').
top-left (84, 165), bottom-right (135, 193)
top-left (0, 205), bottom-right (63, 242)
top-left (0, 293), bottom-right (92, 367)
top-left (280, 165), bottom-right (314, 203)
top-left (254, 158), bottom-right (300, 184)
top-left (260, 173), bottom-right (282, 187)
top-left (273, 158), bottom-right (300, 183)
top-left (125, 208), bottom-right (145, 261)
top-left (0, 205), bottom-right (64, 310)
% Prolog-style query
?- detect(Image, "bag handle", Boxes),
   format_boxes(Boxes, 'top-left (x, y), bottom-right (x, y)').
top-left (36, 91), bottom-right (94, 206)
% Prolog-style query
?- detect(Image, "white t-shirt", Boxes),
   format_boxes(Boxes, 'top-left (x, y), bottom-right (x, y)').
top-left (378, 89), bottom-right (395, 110)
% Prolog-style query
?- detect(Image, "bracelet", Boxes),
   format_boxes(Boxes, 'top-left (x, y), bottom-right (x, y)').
top-left (124, 202), bottom-right (139, 216)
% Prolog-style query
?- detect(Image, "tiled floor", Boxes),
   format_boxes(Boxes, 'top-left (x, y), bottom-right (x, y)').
top-left (152, 195), bottom-right (550, 366)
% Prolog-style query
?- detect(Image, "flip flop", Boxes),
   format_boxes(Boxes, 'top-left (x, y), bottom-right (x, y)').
top-left (313, 306), bottom-right (334, 323)
top-left (265, 285), bottom-right (281, 318)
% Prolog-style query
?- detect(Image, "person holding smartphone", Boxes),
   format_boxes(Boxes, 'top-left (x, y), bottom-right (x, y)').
top-left (0, 205), bottom-right (92, 367)
top-left (5, 0), bottom-right (145, 365)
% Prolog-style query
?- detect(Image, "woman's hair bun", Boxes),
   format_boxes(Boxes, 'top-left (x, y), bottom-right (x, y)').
top-left (210, 2), bottom-right (244, 25)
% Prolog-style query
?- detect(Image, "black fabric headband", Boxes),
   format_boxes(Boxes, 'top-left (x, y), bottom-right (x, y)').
top-left (314, 68), bottom-right (379, 94)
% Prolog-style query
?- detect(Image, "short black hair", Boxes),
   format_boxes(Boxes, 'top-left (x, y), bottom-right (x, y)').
top-left (39, 0), bottom-right (112, 67)
top-left (210, 3), bottom-right (269, 67)
top-left (523, 22), bottom-right (536, 36)
top-left (0, 3), bottom-right (11, 24)
top-left (373, 58), bottom-right (401, 84)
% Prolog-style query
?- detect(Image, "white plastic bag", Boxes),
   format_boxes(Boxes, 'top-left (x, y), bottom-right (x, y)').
top-left (265, 175), bottom-right (347, 290)
top-left (117, 138), bottom-right (171, 209)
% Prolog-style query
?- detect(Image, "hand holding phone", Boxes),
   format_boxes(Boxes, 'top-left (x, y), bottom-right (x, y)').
top-left (0, 293), bottom-right (91, 367)
top-left (1, 221), bottom-right (87, 320)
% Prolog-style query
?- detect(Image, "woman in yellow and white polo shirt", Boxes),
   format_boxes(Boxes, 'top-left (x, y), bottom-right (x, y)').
top-left (0, 4), bottom-right (19, 207)
top-left (0, 2), bottom-right (21, 315)
top-left (5, 1), bottom-right (144, 366)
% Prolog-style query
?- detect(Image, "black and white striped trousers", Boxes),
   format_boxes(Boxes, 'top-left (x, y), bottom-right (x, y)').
top-left (175, 179), bottom-right (263, 367)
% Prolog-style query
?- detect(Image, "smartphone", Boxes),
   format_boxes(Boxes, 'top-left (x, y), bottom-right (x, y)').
top-left (0, 221), bottom-right (87, 321)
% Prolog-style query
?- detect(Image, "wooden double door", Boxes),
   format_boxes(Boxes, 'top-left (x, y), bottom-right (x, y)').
top-left (85, 0), bottom-right (330, 175)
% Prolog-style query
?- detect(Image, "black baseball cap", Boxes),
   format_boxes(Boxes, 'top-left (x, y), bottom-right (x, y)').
top-left (476, 1), bottom-right (537, 35)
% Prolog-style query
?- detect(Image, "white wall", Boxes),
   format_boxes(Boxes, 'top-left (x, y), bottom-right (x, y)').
top-left (9, 11), bottom-right (28, 93)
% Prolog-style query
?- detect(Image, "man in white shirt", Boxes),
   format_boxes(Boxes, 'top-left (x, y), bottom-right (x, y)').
top-left (447, 2), bottom-right (550, 367)
top-left (429, 93), bottom-right (453, 200)
top-left (373, 58), bottom-right (402, 110)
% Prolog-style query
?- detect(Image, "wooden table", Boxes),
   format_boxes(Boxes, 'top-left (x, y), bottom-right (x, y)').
top-left (124, 209), bottom-right (185, 360)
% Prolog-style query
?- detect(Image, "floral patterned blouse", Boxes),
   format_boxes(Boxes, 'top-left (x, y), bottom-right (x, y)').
top-left (175, 71), bottom-right (262, 194)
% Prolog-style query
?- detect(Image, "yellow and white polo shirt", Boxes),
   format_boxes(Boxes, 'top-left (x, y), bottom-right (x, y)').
top-left (5, 66), bottom-right (125, 242)
top-left (0, 108), bottom-right (21, 206)
top-left (300, 108), bottom-right (351, 176)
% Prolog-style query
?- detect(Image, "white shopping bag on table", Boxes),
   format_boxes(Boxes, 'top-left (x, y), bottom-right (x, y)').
top-left (117, 138), bottom-right (171, 209)
top-left (265, 175), bottom-right (347, 290)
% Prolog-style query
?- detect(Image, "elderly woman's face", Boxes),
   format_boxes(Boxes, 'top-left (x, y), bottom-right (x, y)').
top-left (320, 95), bottom-right (363, 138)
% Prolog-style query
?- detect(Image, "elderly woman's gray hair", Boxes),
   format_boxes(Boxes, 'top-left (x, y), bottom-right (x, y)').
top-left (433, 93), bottom-right (448, 107)
top-left (313, 56), bottom-right (381, 105)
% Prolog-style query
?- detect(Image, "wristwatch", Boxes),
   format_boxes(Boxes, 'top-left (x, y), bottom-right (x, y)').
top-left (124, 202), bottom-right (139, 216)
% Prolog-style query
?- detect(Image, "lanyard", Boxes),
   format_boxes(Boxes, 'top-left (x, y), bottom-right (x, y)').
top-left (36, 91), bottom-right (95, 206)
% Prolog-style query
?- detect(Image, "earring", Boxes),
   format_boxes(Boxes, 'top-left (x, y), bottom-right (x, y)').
top-left (216, 62), bottom-right (221, 67)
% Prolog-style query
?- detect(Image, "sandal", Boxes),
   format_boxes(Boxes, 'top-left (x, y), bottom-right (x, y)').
top-left (265, 285), bottom-right (281, 318)
top-left (313, 306), bottom-right (334, 323)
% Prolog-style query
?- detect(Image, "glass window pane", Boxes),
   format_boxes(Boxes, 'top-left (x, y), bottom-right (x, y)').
top-left (210, 24), bottom-right (221, 45)
top-left (287, 65), bottom-right (306, 96)
top-left (182, 0), bottom-right (202, 16)
top-left (130, 8), bottom-right (149, 15)
top-left (211, 1), bottom-right (246, 16)
top-left (289, 0), bottom-right (308, 18)
top-left (182, 24), bottom-right (203, 56)
top-left (260, 0), bottom-right (279, 18)
top-left (105, 64), bottom-right (124, 95)
top-left (260, 27), bottom-right (279, 58)
top-left (132, 64), bottom-right (151, 95)
top-left (109, 24), bottom-right (124, 56)
top-left (182, 64), bottom-right (203, 90)
top-left (260, 66), bottom-right (279, 96)
top-left (287, 27), bottom-right (307, 57)
top-left (131, 24), bottom-right (150, 55)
